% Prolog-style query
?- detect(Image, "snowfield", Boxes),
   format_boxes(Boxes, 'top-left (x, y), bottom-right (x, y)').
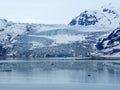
top-left (69, 4), bottom-right (120, 28)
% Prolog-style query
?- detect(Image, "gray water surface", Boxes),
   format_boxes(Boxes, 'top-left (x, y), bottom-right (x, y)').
top-left (0, 59), bottom-right (120, 90)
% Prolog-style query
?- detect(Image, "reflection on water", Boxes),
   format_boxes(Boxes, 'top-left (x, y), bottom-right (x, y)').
top-left (0, 59), bottom-right (120, 84)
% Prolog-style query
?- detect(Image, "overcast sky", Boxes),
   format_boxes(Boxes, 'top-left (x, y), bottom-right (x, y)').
top-left (0, 0), bottom-right (120, 24)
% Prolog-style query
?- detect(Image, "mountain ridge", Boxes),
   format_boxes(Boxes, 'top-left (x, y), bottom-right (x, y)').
top-left (69, 5), bottom-right (120, 28)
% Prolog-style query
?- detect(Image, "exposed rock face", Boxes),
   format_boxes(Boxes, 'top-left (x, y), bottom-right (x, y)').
top-left (69, 11), bottom-right (98, 26)
top-left (0, 45), bottom-right (6, 56)
top-left (96, 27), bottom-right (120, 56)
top-left (69, 6), bottom-right (120, 27)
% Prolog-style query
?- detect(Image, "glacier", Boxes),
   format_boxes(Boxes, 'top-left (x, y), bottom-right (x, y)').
top-left (0, 19), bottom-right (114, 57)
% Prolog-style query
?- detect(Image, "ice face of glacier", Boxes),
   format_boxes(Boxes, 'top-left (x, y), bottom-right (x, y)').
top-left (0, 18), bottom-right (111, 57)
top-left (69, 5), bottom-right (120, 27)
top-left (96, 27), bottom-right (120, 56)
top-left (0, 44), bottom-right (6, 56)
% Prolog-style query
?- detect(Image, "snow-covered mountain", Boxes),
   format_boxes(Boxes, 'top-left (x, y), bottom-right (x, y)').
top-left (69, 5), bottom-right (120, 27)
top-left (0, 18), bottom-right (112, 57)
top-left (95, 26), bottom-right (120, 57)
top-left (1, 4), bottom-right (120, 57)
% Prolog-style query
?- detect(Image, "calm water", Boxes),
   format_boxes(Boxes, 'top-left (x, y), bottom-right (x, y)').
top-left (0, 58), bottom-right (120, 90)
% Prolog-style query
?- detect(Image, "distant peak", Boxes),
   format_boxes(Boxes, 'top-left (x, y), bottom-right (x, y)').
top-left (0, 18), bottom-right (8, 23)
top-left (69, 4), bottom-right (120, 27)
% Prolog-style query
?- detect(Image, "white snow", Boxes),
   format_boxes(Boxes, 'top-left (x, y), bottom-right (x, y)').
top-left (0, 23), bottom-right (27, 43)
top-left (70, 4), bottom-right (120, 28)
top-left (30, 41), bottom-right (44, 50)
top-left (51, 35), bottom-right (85, 44)
top-left (28, 34), bottom-right (86, 45)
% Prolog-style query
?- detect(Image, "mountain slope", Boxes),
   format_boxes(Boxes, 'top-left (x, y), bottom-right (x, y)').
top-left (69, 6), bottom-right (120, 27)
top-left (95, 26), bottom-right (120, 57)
